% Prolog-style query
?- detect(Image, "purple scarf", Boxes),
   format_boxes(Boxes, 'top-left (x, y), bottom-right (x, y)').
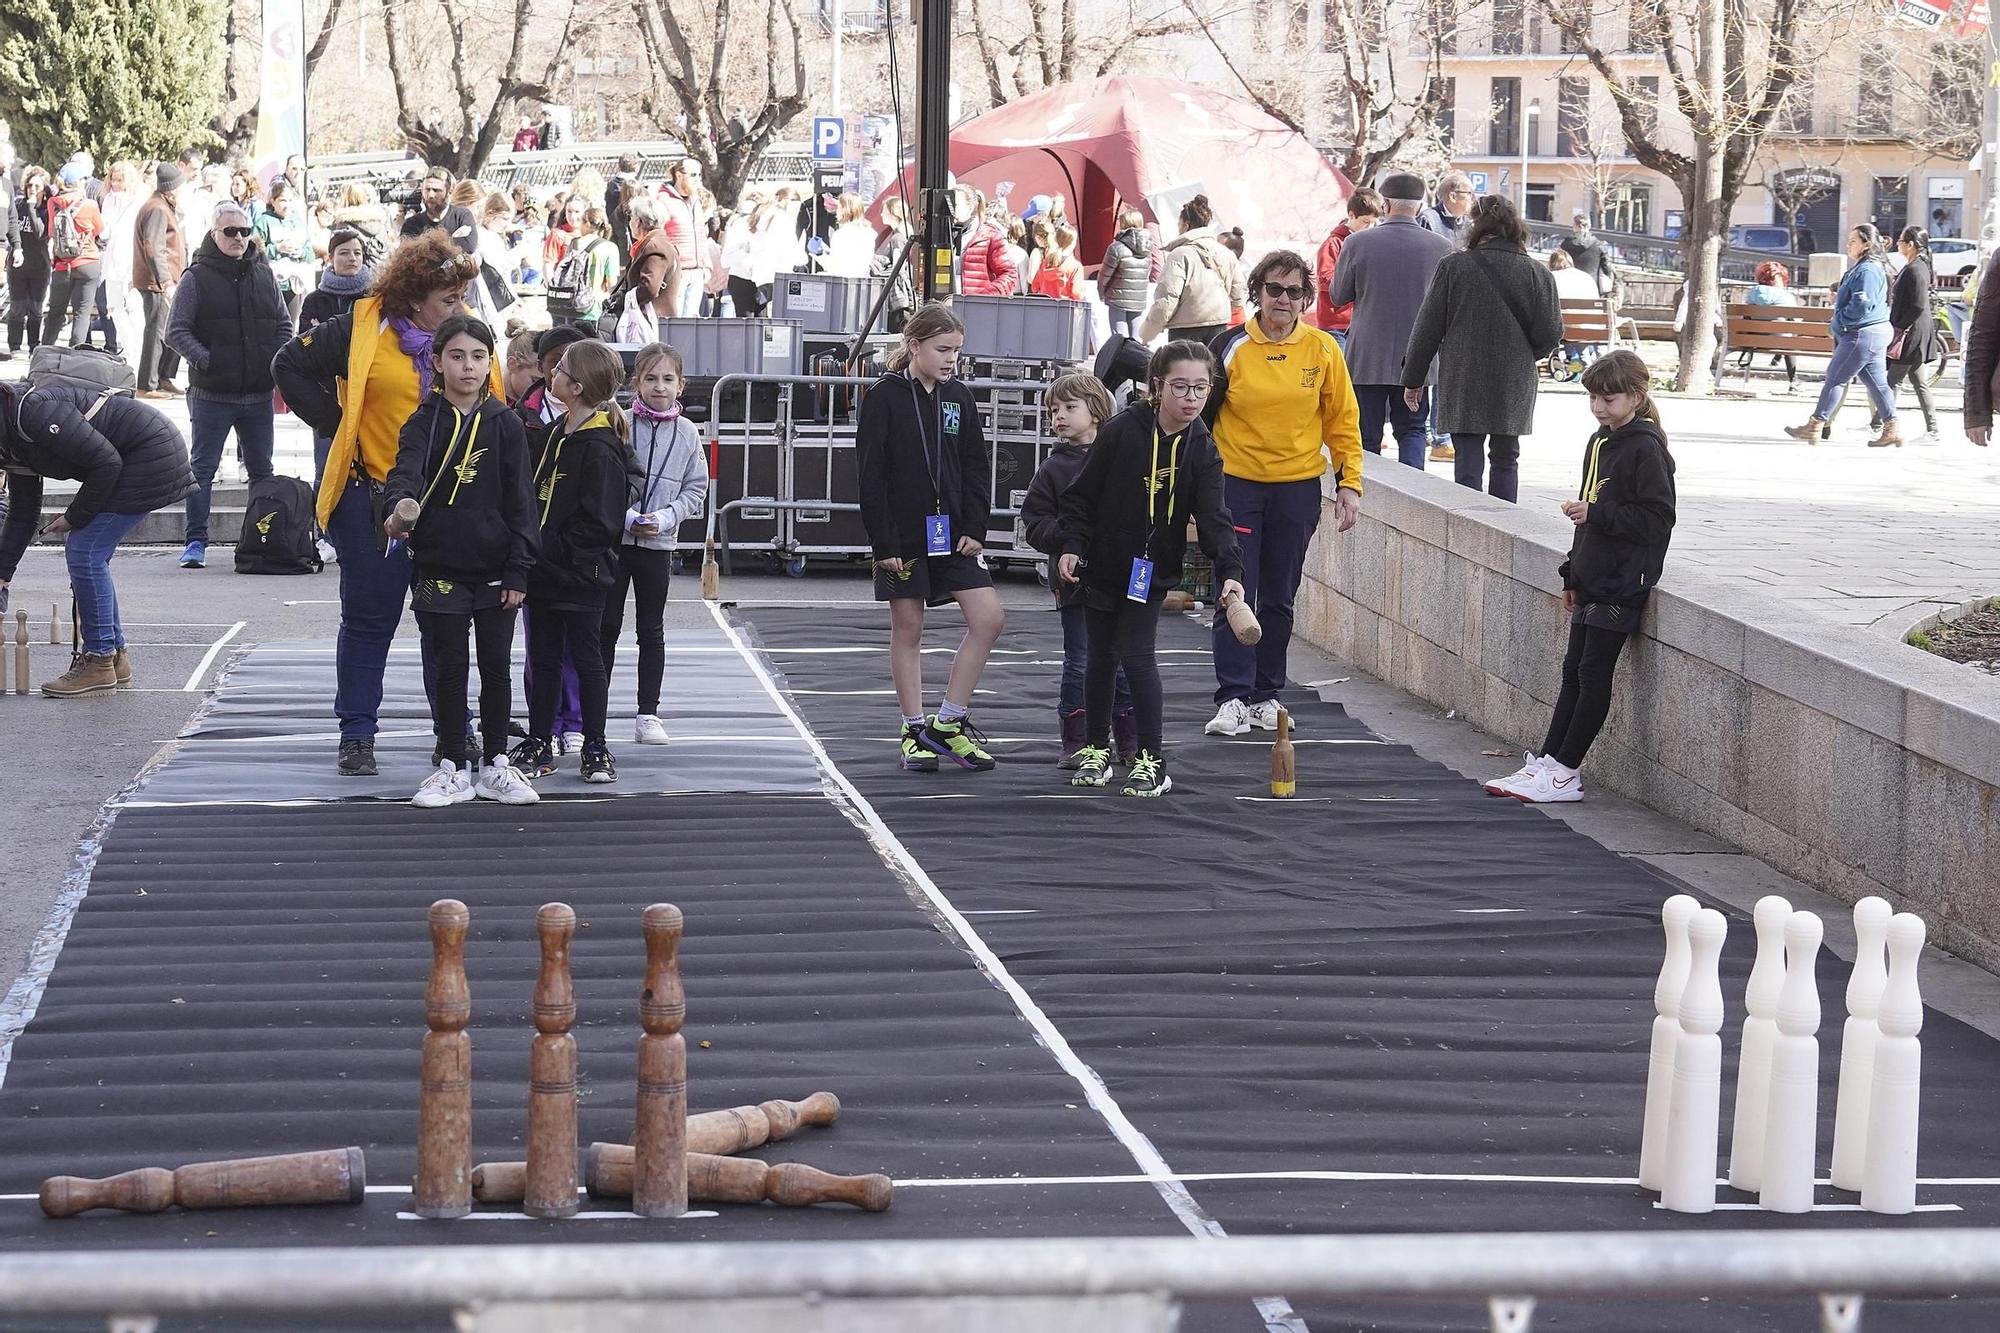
top-left (631, 398), bottom-right (682, 423)
top-left (390, 317), bottom-right (437, 397)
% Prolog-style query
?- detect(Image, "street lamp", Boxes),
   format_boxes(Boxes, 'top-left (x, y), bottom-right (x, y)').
top-left (1521, 100), bottom-right (1541, 217)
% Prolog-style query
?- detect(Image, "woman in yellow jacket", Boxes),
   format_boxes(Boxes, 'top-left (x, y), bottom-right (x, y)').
top-left (274, 232), bottom-right (502, 777)
top-left (1202, 248), bottom-right (1364, 737)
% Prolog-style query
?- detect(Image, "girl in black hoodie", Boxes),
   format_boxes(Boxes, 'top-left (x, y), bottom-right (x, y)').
top-left (511, 337), bottom-right (633, 785)
top-left (1056, 341), bottom-right (1245, 797)
top-left (384, 316), bottom-right (541, 809)
top-left (1486, 349), bottom-right (1676, 805)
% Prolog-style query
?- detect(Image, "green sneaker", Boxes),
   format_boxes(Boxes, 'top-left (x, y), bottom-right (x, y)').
top-left (918, 715), bottom-right (996, 771)
top-left (1120, 750), bottom-right (1172, 798)
top-left (1070, 745), bottom-right (1112, 788)
top-left (900, 722), bottom-right (938, 772)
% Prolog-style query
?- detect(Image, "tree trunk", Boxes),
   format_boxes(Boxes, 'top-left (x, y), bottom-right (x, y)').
top-left (1676, 0), bottom-right (1727, 393)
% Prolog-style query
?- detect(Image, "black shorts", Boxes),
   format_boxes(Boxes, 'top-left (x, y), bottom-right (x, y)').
top-left (873, 552), bottom-right (994, 606)
top-left (413, 573), bottom-right (508, 615)
top-left (1572, 601), bottom-right (1638, 633)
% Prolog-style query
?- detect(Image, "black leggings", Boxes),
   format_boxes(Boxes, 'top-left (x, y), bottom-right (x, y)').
top-left (600, 546), bottom-right (672, 714)
top-left (1084, 596), bottom-right (1166, 755)
top-left (1541, 622), bottom-right (1631, 769)
top-left (528, 600), bottom-right (608, 746)
top-left (416, 606), bottom-right (519, 766)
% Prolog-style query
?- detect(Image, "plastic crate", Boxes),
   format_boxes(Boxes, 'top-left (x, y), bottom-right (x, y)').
top-left (649, 318), bottom-right (804, 378)
top-left (772, 272), bottom-right (887, 335)
top-left (954, 295), bottom-right (1089, 364)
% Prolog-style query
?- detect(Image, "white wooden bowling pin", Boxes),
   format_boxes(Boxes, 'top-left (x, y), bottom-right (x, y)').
top-left (1728, 895), bottom-right (1792, 1193)
top-left (1862, 912), bottom-right (1926, 1215)
top-left (1758, 911), bottom-right (1823, 1213)
top-left (1831, 897), bottom-right (1893, 1191)
top-left (1662, 908), bottom-right (1728, 1213)
top-left (1640, 895), bottom-right (1702, 1192)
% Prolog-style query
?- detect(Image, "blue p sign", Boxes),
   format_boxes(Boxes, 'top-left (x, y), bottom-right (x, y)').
top-left (812, 117), bottom-right (845, 163)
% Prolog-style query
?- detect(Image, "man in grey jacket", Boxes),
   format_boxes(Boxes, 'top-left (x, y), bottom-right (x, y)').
top-left (1329, 173), bottom-right (1453, 470)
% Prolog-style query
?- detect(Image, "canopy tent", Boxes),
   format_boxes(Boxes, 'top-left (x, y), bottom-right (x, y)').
top-left (872, 75), bottom-right (1352, 270)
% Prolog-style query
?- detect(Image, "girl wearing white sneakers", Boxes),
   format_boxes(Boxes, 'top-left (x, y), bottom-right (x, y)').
top-left (600, 343), bottom-right (707, 747)
top-left (1487, 350), bottom-right (1675, 804)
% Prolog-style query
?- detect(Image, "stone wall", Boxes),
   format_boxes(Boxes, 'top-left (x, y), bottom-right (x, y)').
top-left (1295, 464), bottom-right (2000, 970)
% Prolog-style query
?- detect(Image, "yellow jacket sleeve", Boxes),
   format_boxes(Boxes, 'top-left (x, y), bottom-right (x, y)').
top-left (1320, 341), bottom-right (1364, 495)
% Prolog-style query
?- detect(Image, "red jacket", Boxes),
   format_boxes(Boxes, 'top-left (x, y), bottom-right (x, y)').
top-left (657, 186), bottom-right (703, 272)
top-left (1313, 221), bottom-right (1355, 331)
top-left (959, 222), bottom-right (1018, 296)
top-left (47, 194), bottom-right (103, 272)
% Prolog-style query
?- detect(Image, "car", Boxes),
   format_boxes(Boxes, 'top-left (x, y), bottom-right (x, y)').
top-left (1729, 224), bottom-right (1815, 255)
top-left (1928, 236), bottom-right (1979, 279)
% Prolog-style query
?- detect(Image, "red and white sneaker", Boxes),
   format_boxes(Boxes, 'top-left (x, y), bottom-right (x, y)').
top-left (1484, 752), bottom-right (1547, 797)
top-left (1506, 760), bottom-right (1585, 804)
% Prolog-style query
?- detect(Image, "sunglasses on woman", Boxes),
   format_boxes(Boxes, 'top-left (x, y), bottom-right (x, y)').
top-left (1262, 281), bottom-right (1309, 302)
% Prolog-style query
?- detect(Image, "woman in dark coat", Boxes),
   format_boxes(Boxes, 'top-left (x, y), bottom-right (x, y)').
top-left (1875, 226), bottom-right (1939, 444)
top-left (6, 167), bottom-right (52, 357)
top-left (0, 384), bottom-right (193, 695)
top-left (1400, 195), bottom-right (1563, 502)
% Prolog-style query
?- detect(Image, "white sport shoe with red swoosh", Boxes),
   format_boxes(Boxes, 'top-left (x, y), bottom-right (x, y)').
top-left (1507, 761), bottom-right (1585, 804)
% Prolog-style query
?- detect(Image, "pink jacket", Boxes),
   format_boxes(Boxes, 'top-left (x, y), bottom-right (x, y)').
top-left (657, 186), bottom-right (703, 272)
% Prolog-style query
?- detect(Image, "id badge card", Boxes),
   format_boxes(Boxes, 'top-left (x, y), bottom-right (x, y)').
top-left (1126, 557), bottom-right (1155, 603)
top-left (926, 512), bottom-right (952, 556)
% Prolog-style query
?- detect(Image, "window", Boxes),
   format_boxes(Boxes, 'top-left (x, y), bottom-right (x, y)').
top-left (1559, 10), bottom-right (1586, 51)
top-left (1525, 183), bottom-right (1556, 223)
top-left (1437, 76), bottom-right (1456, 146)
top-left (1631, 75), bottom-right (1659, 139)
top-left (1856, 64), bottom-right (1893, 136)
top-left (1490, 76), bottom-right (1521, 156)
top-left (1556, 76), bottom-right (1589, 156)
top-left (1627, 0), bottom-right (1657, 50)
top-left (1776, 80), bottom-right (1813, 135)
top-left (1491, 0), bottom-right (1523, 54)
top-left (1873, 176), bottom-right (1909, 236)
top-left (1602, 183), bottom-right (1652, 234)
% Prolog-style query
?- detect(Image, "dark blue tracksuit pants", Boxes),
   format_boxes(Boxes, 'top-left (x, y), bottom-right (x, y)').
top-left (1211, 474), bottom-right (1321, 706)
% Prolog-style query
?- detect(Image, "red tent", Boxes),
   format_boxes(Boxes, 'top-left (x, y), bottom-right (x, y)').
top-left (872, 75), bottom-right (1352, 267)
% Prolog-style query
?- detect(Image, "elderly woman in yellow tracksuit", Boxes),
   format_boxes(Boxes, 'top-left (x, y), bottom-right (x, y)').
top-left (273, 231), bottom-right (502, 779)
top-left (1200, 247), bottom-right (1364, 739)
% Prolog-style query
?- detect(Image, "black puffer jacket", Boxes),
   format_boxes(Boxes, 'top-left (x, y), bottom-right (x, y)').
top-left (1020, 439), bottom-right (1090, 608)
top-left (168, 234), bottom-right (292, 396)
top-left (0, 385), bottom-right (193, 580)
top-left (1558, 416), bottom-right (1676, 608)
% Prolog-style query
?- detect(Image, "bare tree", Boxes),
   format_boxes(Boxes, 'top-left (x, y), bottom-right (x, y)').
top-left (1535, 0), bottom-right (1875, 390)
top-left (956, 0), bottom-right (1201, 106)
top-left (629, 0), bottom-right (810, 207)
top-left (1562, 79), bottom-right (1646, 223)
top-left (380, 0), bottom-right (577, 177)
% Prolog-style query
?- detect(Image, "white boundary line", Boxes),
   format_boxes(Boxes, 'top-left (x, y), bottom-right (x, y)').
top-left (180, 621), bottom-right (246, 692)
top-left (706, 601), bottom-right (1305, 1333)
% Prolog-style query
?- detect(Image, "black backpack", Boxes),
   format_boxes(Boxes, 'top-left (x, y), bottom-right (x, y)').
top-left (234, 475), bottom-right (324, 575)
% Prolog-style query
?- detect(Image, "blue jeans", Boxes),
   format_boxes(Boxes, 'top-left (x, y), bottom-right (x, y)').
top-left (1058, 601), bottom-right (1131, 715)
top-left (184, 394), bottom-right (276, 543)
top-left (1814, 322), bottom-right (1896, 422)
top-left (1212, 475), bottom-right (1321, 706)
top-left (1354, 384), bottom-right (1429, 469)
top-left (328, 480), bottom-right (415, 740)
top-left (65, 510), bottom-right (145, 655)
top-left (1330, 329), bottom-right (1348, 354)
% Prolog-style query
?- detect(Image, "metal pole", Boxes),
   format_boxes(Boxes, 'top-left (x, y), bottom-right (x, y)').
top-left (1983, 27), bottom-right (2000, 262)
top-left (1520, 103), bottom-right (1538, 216)
top-left (915, 0), bottom-right (955, 301)
top-left (831, 0), bottom-right (845, 120)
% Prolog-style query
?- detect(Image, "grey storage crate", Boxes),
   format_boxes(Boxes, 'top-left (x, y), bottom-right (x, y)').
top-left (653, 317), bottom-right (804, 377)
top-left (771, 272), bottom-right (886, 335)
top-left (954, 295), bottom-right (1089, 364)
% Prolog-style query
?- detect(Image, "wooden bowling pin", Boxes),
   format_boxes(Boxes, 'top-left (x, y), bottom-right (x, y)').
top-left (1223, 594), bottom-right (1262, 646)
top-left (480, 1148), bottom-right (891, 1211)
top-left (387, 498), bottom-right (420, 537)
top-left (42, 1147), bottom-right (366, 1218)
top-left (13, 610), bottom-right (27, 695)
top-left (757, 1091), bottom-right (842, 1144)
top-left (1758, 911), bottom-right (1823, 1213)
top-left (1640, 895), bottom-right (1701, 1192)
top-left (1661, 907), bottom-right (1728, 1213)
top-left (1269, 708), bottom-right (1295, 797)
top-left (524, 903), bottom-right (579, 1218)
top-left (632, 903), bottom-right (688, 1217)
top-left (1862, 912), bottom-right (1927, 1215)
top-left (1727, 895), bottom-right (1791, 1193)
top-left (414, 899), bottom-right (473, 1219)
top-left (1831, 897), bottom-right (1894, 1191)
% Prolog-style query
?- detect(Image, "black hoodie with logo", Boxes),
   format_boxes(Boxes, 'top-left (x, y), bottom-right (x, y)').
top-left (525, 409), bottom-right (631, 610)
top-left (1559, 415), bottom-right (1676, 610)
top-left (855, 370), bottom-right (990, 561)
top-left (384, 394), bottom-right (540, 593)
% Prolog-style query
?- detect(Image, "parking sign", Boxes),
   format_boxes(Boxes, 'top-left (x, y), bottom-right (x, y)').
top-left (1467, 170), bottom-right (1490, 195)
top-left (812, 116), bottom-right (845, 163)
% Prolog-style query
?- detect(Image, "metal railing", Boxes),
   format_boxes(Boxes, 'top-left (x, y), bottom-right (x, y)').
top-left (306, 140), bottom-right (814, 200)
top-left (1527, 221), bottom-right (1809, 282)
top-left (5, 1230), bottom-right (1997, 1329)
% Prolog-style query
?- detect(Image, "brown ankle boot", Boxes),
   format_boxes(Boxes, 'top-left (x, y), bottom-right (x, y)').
top-left (1784, 417), bottom-right (1826, 442)
top-left (1867, 420), bottom-right (1903, 448)
top-left (113, 647), bottom-right (132, 687)
top-left (43, 652), bottom-right (119, 698)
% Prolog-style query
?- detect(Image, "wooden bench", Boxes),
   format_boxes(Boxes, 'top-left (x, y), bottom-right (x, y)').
top-left (1558, 297), bottom-right (1617, 347)
top-left (1722, 303), bottom-right (1835, 383)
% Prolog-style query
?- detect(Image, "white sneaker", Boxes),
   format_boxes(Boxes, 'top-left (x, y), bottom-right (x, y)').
top-left (561, 731), bottom-right (586, 756)
top-left (1484, 752), bottom-right (1548, 797)
top-left (1204, 698), bottom-right (1251, 736)
top-left (1246, 700), bottom-right (1284, 731)
top-left (475, 756), bottom-right (541, 805)
top-left (412, 761), bottom-right (475, 809)
top-left (634, 714), bottom-right (670, 745)
top-left (1507, 760), bottom-right (1585, 804)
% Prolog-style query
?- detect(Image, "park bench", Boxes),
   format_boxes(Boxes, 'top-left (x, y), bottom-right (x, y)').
top-left (1721, 303), bottom-right (1835, 386)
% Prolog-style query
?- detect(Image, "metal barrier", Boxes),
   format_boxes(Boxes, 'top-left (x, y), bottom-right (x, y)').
top-left (5, 1229), bottom-right (1998, 1329)
top-left (306, 140), bottom-right (814, 200)
top-left (703, 372), bottom-right (1055, 578)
